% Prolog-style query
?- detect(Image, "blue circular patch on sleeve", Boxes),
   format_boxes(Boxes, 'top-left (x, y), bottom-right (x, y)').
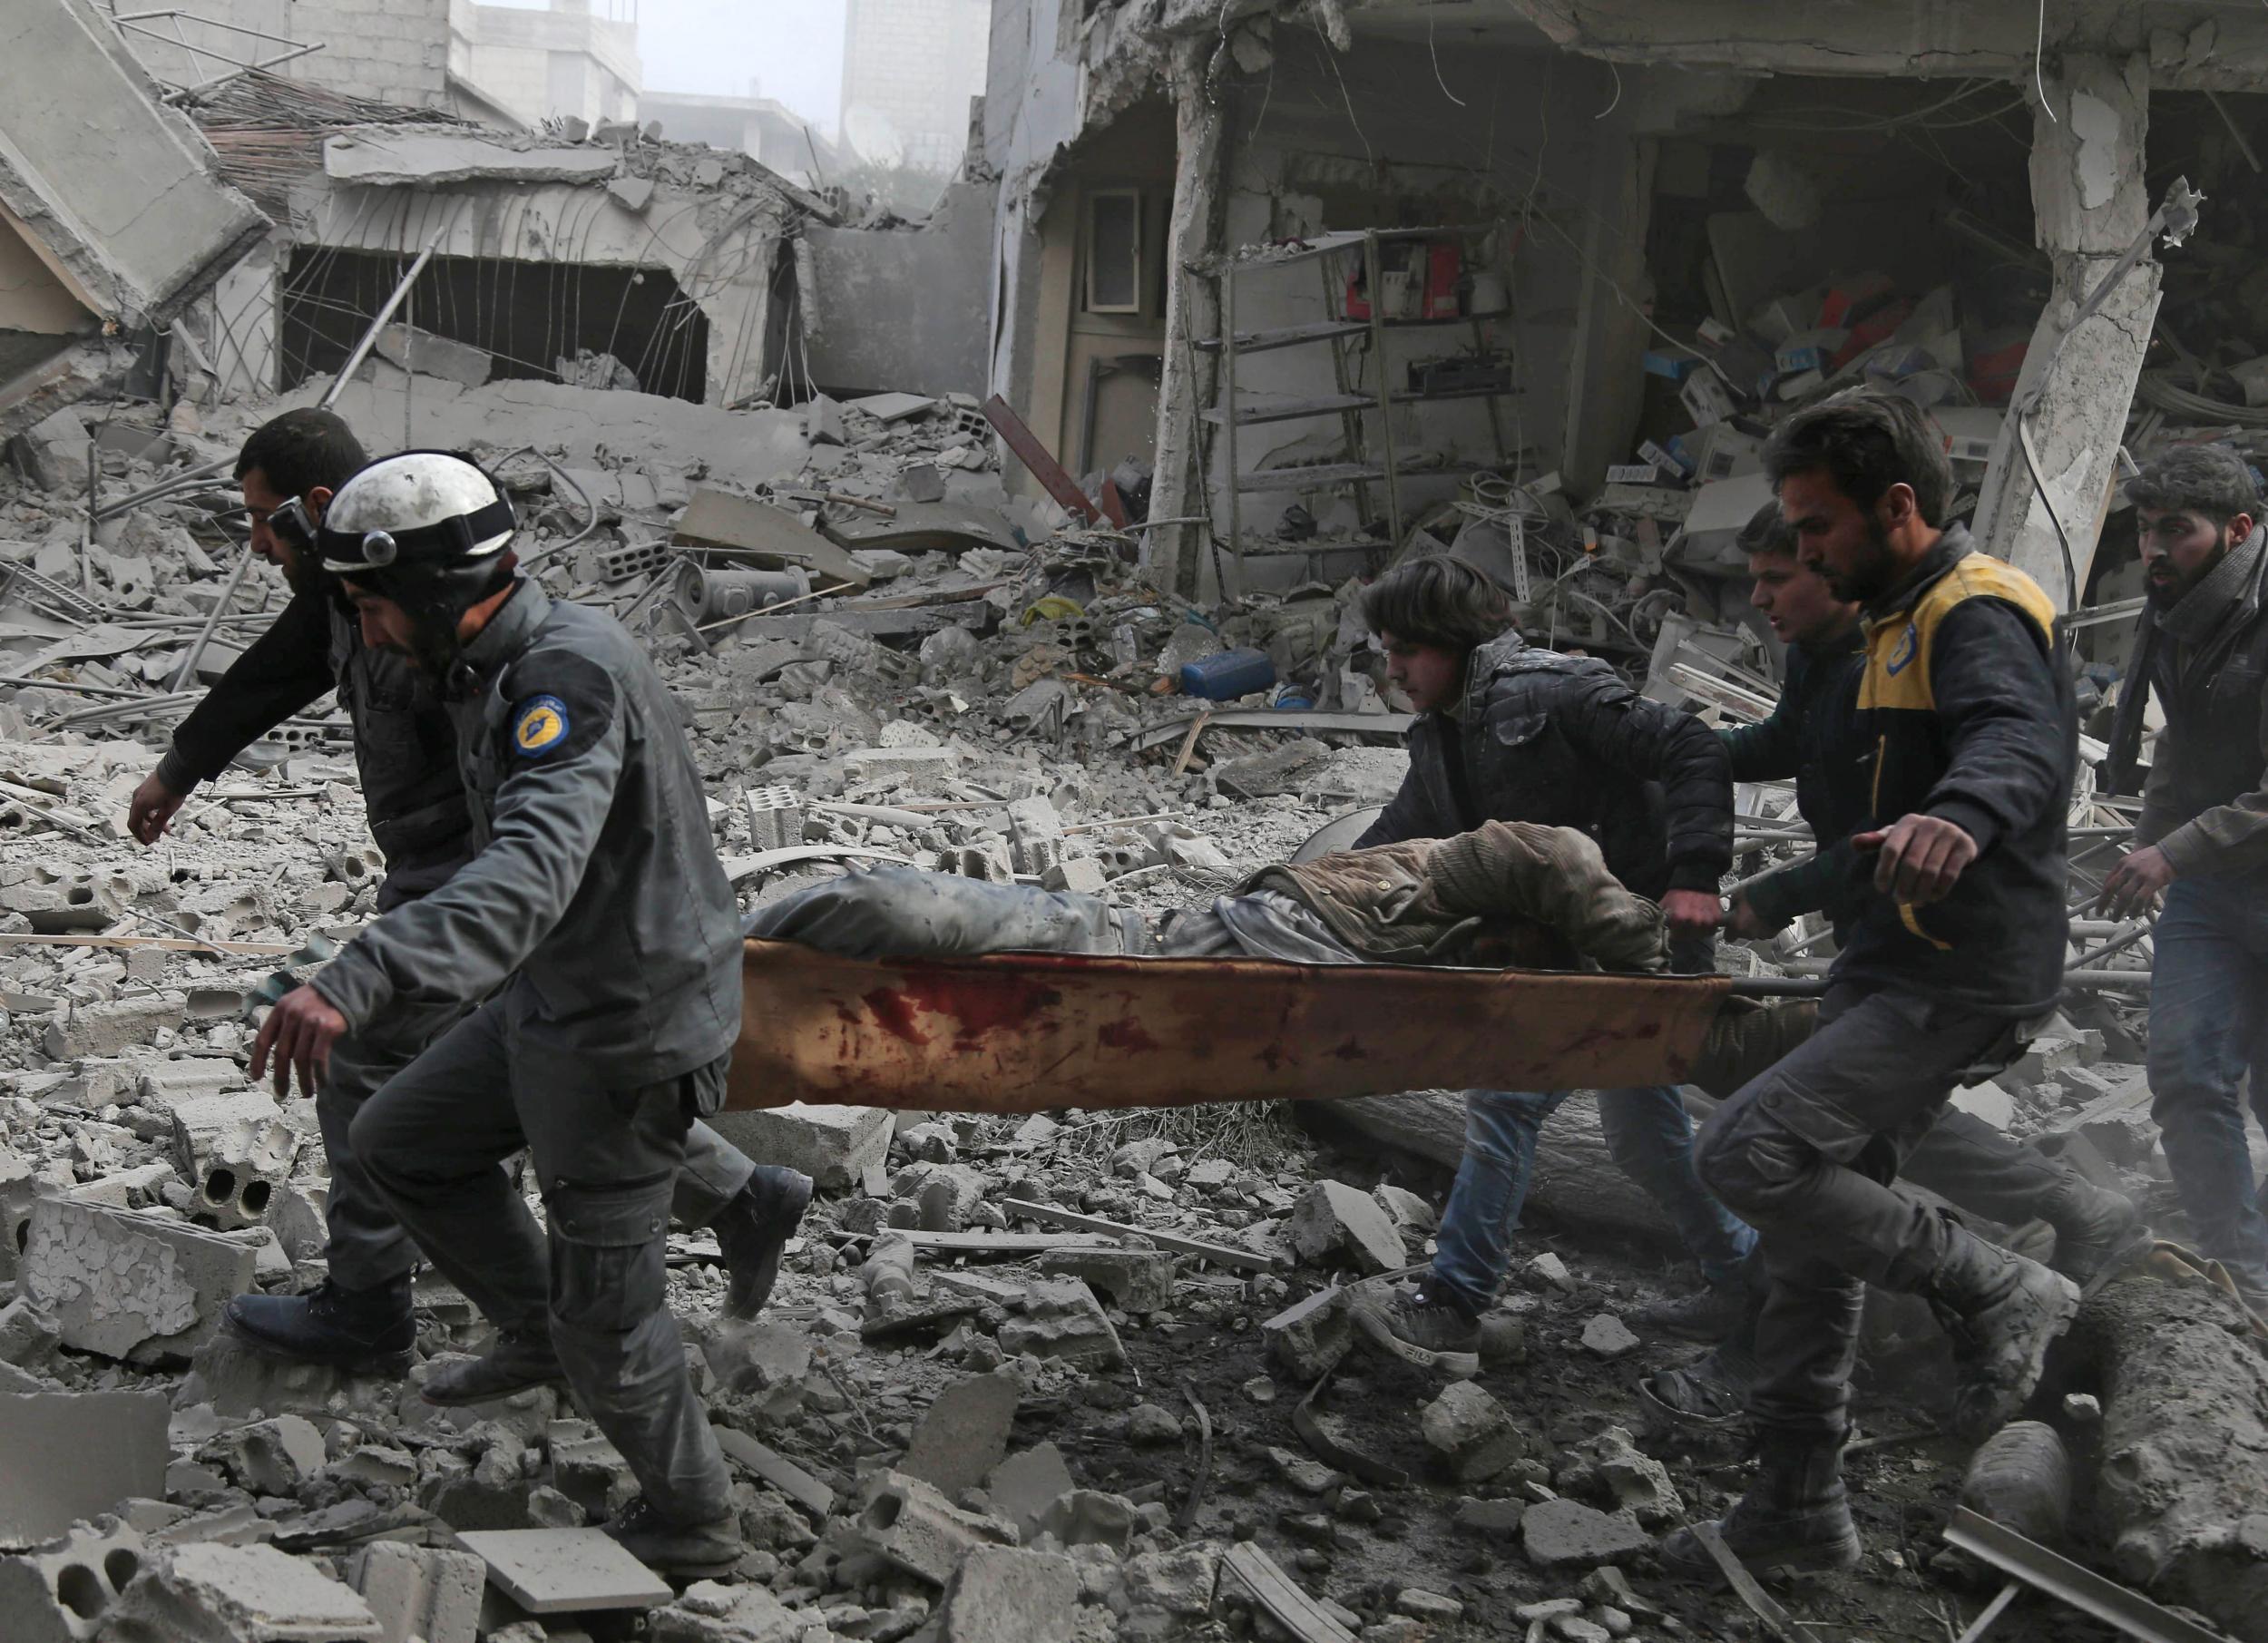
top-left (513, 693), bottom-right (571, 757)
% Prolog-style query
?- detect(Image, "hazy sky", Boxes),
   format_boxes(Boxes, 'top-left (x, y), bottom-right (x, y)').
top-left (635, 0), bottom-right (851, 136)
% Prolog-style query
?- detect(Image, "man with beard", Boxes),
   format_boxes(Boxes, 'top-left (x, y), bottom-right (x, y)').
top-left (1663, 393), bottom-right (2080, 1581)
top-left (1643, 504), bottom-right (2138, 1430)
top-left (130, 413), bottom-right (808, 1383)
top-left (2099, 444), bottom-right (2268, 1307)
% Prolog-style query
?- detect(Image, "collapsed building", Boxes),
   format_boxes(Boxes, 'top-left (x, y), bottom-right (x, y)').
top-left (1, 0), bottom-right (2267, 1639)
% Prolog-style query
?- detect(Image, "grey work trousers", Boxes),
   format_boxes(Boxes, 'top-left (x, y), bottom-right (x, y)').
top-left (1694, 985), bottom-right (2024, 1437)
top-left (351, 1001), bottom-right (735, 1525)
top-left (319, 1009), bottom-right (758, 1290)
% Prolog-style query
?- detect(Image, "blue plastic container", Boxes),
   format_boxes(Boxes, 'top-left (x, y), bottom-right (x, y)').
top-left (1178, 647), bottom-right (1276, 700)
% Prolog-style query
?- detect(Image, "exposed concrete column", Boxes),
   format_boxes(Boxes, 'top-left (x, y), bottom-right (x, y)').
top-left (1970, 54), bottom-right (2158, 612)
top-left (1146, 35), bottom-right (1236, 601)
top-left (1559, 114), bottom-right (1656, 496)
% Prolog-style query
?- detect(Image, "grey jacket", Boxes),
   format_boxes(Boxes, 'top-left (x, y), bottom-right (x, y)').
top-left (312, 582), bottom-right (743, 1084)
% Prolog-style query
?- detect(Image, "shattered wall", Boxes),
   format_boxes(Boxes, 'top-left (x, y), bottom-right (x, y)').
top-left (799, 181), bottom-right (993, 399)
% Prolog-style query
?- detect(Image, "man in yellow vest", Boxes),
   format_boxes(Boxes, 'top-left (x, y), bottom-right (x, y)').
top-left (1663, 393), bottom-right (2081, 1581)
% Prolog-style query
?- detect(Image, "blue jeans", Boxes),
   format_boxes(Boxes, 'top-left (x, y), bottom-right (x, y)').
top-left (2149, 876), bottom-right (2268, 1285)
top-left (1430, 1085), bottom-right (1758, 1315)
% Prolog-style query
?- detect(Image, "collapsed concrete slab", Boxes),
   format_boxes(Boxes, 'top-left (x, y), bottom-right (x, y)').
top-left (705, 1101), bottom-right (892, 1192)
top-left (0, 0), bottom-right (266, 332)
top-left (20, 1198), bottom-right (256, 1360)
top-left (0, 1389), bottom-right (168, 1545)
top-left (104, 1541), bottom-right (380, 1642)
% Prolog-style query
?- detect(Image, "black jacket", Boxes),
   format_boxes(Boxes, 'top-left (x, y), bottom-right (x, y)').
top-left (1357, 632), bottom-right (1733, 900)
top-left (2135, 526), bottom-right (2268, 881)
top-left (159, 584), bottom-right (473, 911)
top-left (1804, 527), bottom-right (2075, 1016)
top-left (1720, 622), bottom-right (1867, 931)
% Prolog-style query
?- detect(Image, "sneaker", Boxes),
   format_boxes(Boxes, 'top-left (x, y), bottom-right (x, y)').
top-left (420, 1327), bottom-right (566, 1406)
top-left (603, 1496), bottom-right (744, 1579)
top-left (1350, 1279), bottom-right (1481, 1379)
top-left (709, 1165), bottom-right (815, 1320)
top-left (1657, 1430), bottom-right (1862, 1584)
top-left (1628, 1283), bottom-right (1748, 1345)
top-left (222, 1275), bottom-right (414, 1377)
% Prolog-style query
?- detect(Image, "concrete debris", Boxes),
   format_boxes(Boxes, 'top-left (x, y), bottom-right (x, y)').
top-left (21, 1198), bottom-right (256, 1359)
top-left (455, 1527), bottom-right (674, 1614)
top-left (1419, 1382), bottom-right (1526, 1483)
top-left (103, 1540), bottom-right (379, 1641)
top-left (1519, 1499), bottom-right (1655, 1570)
top-left (901, 1370), bottom-right (1022, 1497)
top-left (707, 1103), bottom-right (892, 1192)
top-left (1285, 1180), bottom-right (1406, 1275)
top-left (0, 1388), bottom-right (167, 1542)
top-left (846, 1470), bottom-right (1018, 1585)
top-left (939, 1545), bottom-right (1081, 1643)
top-left (347, 1543), bottom-right (484, 1643)
top-left (0, 1516), bottom-right (149, 1643)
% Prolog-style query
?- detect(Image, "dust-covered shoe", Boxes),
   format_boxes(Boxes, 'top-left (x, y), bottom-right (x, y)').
top-left (603, 1496), bottom-right (744, 1579)
top-left (709, 1165), bottom-right (815, 1320)
top-left (420, 1328), bottom-right (565, 1406)
top-left (1350, 1278), bottom-right (1481, 1379)
top-left (1926, 1226), bottom-right (2080, 1441)
top-left (1657, 1430), bottom-right (1862, 1583)
top-left (2042, 1177), bottom-right (2146, 1287)
top-left (222, 1275), bottom-right (414, 1377)
top-left (1628, 1282), bottom-right (1749, 1345)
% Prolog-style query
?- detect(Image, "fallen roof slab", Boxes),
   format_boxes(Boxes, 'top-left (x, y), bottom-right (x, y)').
top-left (323, 132), bottom-right (621, 188)
top-left (0, 0), bottom-right (268, 328)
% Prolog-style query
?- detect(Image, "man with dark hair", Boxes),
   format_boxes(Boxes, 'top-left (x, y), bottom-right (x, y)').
top-left (1664, 392), bottom-right (2081, 1581)
top-left (127, 412), bottom-right (808, 1380)
top-left (1646, 504), bottom-right (2136, 1426)
top-left (2099, 443), bottom-right (2268, 1306)
top-left (1349, 555), bottom-right (1750, 1371)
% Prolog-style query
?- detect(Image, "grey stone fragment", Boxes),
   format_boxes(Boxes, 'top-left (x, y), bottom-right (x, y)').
top-left (348, 1543), bottom-right (484, 1643)
top-left (985, 1443), bottom-right (1075, 1535)
top-left (1421, 1382), bottom-right (1525, 1483)
top-left (21, 1198), bottom-right (254, 1359)
top-left (455, 1527), bottom-right (673, 1614)
top-left (940, 1545), bottom-right (1080, 1643)
top-left (1285, 1179), bottom-right (1404, 1275)
top-left (703, 1102), bottom-right (892, 1192)
top-left (0, 1516), bottom-right (148, 1643)
top-left (1520, 1498), bottom-right (1654, 1569)
top-left (105, 1541), bottom-right (380, 1640)
top-left (902, 1371), bottom-right (1021, 1498)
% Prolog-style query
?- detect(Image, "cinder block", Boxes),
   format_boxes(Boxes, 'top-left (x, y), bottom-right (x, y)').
top-left (21, 1198), bottom-right (256, 1359)
top-left (0, 1518), bottom-right (150, 1642)
top-left (169, 1091), bottom-right (298, 1230)
top-left (105, 1541), bottom-right (379, 1640)
top-left (848, 1471), bottom-right (1018, 1585)
top-left (704, 1102), bottom-right (892, 1193)
top-left (44, 995), bottom-right (184, 1059)
top-left (349, 1542), bottom-right (484, 1643)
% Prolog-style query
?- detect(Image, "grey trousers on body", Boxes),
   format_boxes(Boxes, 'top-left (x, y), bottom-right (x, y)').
top-left (350, 1000), bottom-right (736, 1525)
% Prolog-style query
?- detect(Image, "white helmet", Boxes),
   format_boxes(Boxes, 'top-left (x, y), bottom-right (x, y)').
top-left (318, 450), bottom-right (515, 576)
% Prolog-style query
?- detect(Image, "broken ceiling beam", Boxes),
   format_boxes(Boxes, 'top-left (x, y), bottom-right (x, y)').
top-left (0, 0), bottom-right (267, 331)
top-left (320, 132), bottom-right (620, 187)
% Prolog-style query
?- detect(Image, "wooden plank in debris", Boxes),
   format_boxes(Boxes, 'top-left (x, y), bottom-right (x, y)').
top-left (711, 1423), bottom-right (836, 1518)
top-left (1000, 1197), bottom-right (1280, 1273)
top-left (0, 933), bottom-right (300, 956)
top-left (673, 489), bottom-right (870, 589)
top-left (1221, 1542), bottom-right (1359, 1643)
top-left (1129, 709), bottom-right (1413, 753)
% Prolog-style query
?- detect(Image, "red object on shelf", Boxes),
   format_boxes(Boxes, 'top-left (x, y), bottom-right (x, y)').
top-left (1423, 241), bottom-right (1462, 319)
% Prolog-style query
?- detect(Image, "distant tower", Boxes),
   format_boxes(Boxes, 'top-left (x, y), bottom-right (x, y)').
top-left (837, 0), bottom-right (987, 170)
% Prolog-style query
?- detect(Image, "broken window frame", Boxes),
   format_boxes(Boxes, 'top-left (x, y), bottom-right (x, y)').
top-left (1082, 188), bottom-right (1146, 317)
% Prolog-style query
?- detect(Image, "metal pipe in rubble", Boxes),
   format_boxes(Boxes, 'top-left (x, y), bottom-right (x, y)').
top-left (320, 229), bottom-right (446, 412)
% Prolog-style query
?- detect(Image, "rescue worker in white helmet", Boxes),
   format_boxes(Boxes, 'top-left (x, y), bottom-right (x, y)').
top-left (249, 450), bottom-right (750, 1575)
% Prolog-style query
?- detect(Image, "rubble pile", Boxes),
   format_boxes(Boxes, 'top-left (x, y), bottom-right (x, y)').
top-left (0, 333), bottom-right (2195, 1643)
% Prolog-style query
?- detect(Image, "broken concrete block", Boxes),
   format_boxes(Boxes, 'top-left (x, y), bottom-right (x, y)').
top-left (1580, 1314), bottom-right (1640, 1359)
top-left (744, 783), bottom-right (805, 852)
top-left (849, 1470), bottom-right (1018, 1585)
top-left (202, 1413), bottom-right (325, 1496)
top-left (899, 1120), bottom-right (959, 1163)
top-left (1037, 1247), bottom-right (1178, 1313)
top-left (169, 1090), bottom-right (298, 1230)
top-left (1520, 1498), bottom-right (1654, 1569)
top-left (44, 995), bottom-right (184, 1059)
top-left (1527, 1251), bottom-right (1578, 1293)
top-left (606, 174), bottom-right (654, 213)
top-left (1374, 1184), bottom-right (1439, 1234)
top-left (0, 1517), bottom-right (148, 1643)
top-left (986, 1444), bottom-right (1074, 1537)
top-left (940, 1545), bottom-right (1080, 1643)
top-left (1038, 1487), bottom-right (1139, 1551)
top-left (1420, 1382), bottom-right (1525, 1483)
top-left (902, 1371), bottom-right (1021, 1498)
top-left (704, 1102), bottom-right (891, 1193)
top-left (11, 406), bottom-right (90, 494)
top-left (0, 1296), bottom-right (62, 1369)
top-left (995, 1277), bottom-right (1123, 1365)
top-left (348, 1543), bottom-right (484, 1643)
top-left (1120, 1544), bottom-right (1219, 1616)
top-left (1950, 1077), bottom-right (2018, 1130)
top-left (843, 745), bottom-right (962, 787)
top-left (650, 1578), bottom-right (803, 1643)
top-left (0, 1389), bottom-right (167, 1543)
top-left (456, 1527), bottom-right (672, 1614)
top-left (699, 1319), bottom-right (812, 1395)
top-left (915, 1163), bottom-right (987, 1232)
top-left (374, 323), bottom-right (491, 388)
top-left (1041, 856), bottom-right (1107, 895)
top-left (1262, 1286), bottom-right (1353, 1379)
top-left (1581, 1427), bottom-right (1682, 1527)
top-left (805, 394), bottom-right (845, 446)
top-left (1285, 1179), bottom-right (1405, 1275)
top-left (106, 1541), bottom-right (379, 1640)
top-left (21, 1198), bottom-right (255, 1359)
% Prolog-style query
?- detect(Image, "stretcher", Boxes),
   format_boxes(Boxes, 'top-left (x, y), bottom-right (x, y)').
top-left (725, 939), bottom-right (1735, 1113)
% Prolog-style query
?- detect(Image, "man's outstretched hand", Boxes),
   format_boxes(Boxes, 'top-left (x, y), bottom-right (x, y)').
top-left (1661, 888), bottom-right (1723, 939)
top-left (249, 984), bottom-right (346, 1099)
top-left (1854, 814), bottom-right (1978, 906)
top-left (2097, 843), bottom-right (2175, 920)
top-left (126, 770), bottom-right (188, 846)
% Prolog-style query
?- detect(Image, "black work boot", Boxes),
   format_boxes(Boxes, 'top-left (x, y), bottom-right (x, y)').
top-left (222, 1274), bottom-right (415, 1377)
top-left (1925, 1224), bottom-right (2080, 1441)
top-left (603, 1496), bottom-right (745, 1579)
top-left (420, 1327), bottom-right (567, 1406)
top-left (708, 1165), bottom-right (815, 1321)
top-left (1628, 1282), bottom-right (1749, 1345)
top-left (1350, 1277), bottom-right (1481, 1379)
top-left (2041, 1176), bottom-right (2146, 1286)
top-left (1658, 1427), bottom-right (1862, 1582)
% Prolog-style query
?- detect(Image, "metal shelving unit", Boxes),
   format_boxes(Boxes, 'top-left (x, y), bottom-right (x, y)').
top-left (1190, 225), bottom-right (1514, 576)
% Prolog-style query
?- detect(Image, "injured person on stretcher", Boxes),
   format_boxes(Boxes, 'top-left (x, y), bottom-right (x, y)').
top-left (745, 816), bottom-right (1809, 1100)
